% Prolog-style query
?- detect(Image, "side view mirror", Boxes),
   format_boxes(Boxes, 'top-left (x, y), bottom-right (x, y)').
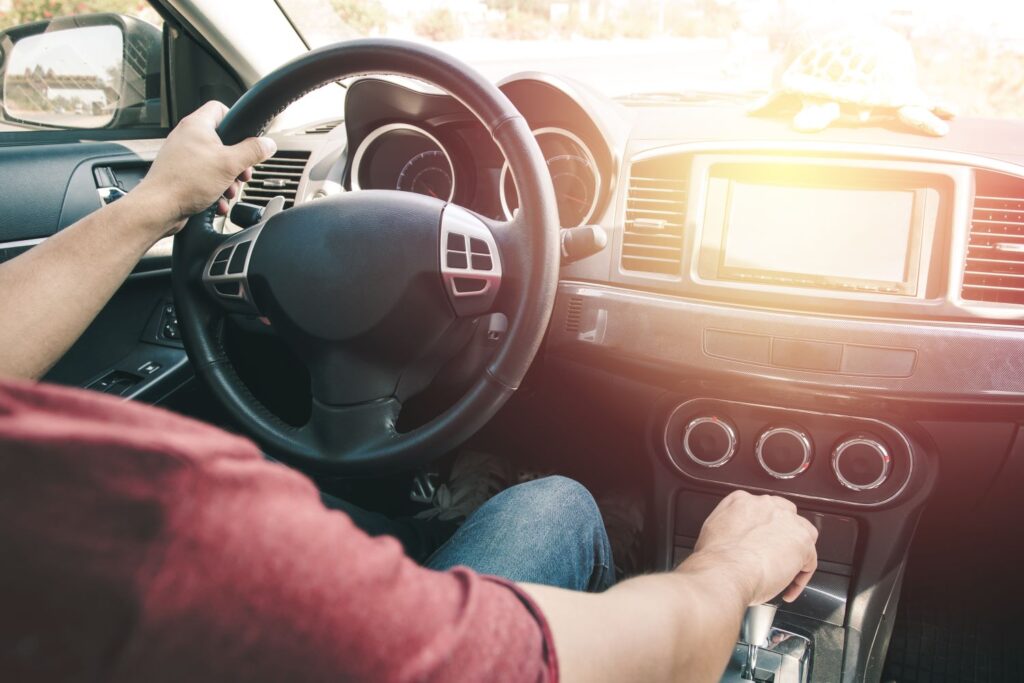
top-left (0, 13), bottom-right (161, 130)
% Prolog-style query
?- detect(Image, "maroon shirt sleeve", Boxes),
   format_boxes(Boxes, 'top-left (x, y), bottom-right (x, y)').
top-left (0, 378), bottom-right (558, 683)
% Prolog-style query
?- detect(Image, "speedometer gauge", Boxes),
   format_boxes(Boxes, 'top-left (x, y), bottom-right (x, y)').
top-left (500, 127), bottom-right (601, 228)
top-left (546, 154), bottom-right (595, 227)
top-left (397, 150), bottom-right (453, 199)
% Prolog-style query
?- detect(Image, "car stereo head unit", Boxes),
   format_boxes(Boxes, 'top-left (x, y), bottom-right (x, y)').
top-left (697, 161), bottom-right (945, 298)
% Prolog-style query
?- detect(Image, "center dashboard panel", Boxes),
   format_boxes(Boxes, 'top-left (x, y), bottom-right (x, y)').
top-left (553, 140), bottom-right (1024, 401)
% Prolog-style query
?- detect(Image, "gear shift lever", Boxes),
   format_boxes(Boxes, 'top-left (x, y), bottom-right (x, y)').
top-left (740, 603), bottom-right (779, 680)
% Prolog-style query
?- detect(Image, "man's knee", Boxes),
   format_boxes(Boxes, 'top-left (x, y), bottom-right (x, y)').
top-left (514, 475), bottom-right (603, 529)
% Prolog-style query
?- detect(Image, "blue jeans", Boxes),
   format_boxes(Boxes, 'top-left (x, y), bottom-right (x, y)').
top-left (329, 476), bottom-right (615, 592)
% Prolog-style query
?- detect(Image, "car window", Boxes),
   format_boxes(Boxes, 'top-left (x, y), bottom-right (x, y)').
top-left (280, 0), bottom-right (1024, 121)
top-left (0, 1), bottom-right (164, 134)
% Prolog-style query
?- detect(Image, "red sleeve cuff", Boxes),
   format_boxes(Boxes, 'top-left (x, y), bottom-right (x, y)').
top-left (481, 576), bottom-right (560, 683)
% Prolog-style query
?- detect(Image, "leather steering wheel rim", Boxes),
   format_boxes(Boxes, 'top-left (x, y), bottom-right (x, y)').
top-left (172, 39), bottom-right (560, 474)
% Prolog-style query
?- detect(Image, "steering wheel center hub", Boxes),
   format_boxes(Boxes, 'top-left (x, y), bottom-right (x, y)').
top-left (246, 190), bottom-right (456, 405)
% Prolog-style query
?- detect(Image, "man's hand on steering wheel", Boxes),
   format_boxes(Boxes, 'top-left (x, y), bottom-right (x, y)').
top-left (136, 101), bottom-right (278, 237)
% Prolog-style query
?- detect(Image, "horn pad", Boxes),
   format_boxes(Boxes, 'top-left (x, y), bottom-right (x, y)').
top-left (246, 190), bottom-right (456, 405)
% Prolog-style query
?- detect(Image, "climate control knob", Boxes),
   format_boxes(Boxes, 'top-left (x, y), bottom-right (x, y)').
top-left (755, 426), bottom-right (813, 479)
top-left (832, 435), bottom-right (891, 491)
top-left (682, 416), bottom-right (737, 468)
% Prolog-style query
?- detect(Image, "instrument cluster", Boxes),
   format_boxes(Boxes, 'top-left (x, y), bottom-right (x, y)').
top-left (350, 123), bottom-right (455, 201)
top-left (343, 76), bottom-right (614, 229)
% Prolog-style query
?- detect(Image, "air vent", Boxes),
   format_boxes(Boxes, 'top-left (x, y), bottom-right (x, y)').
top-left (240, 151), bottom-right (311, 209)
top-left (962, 171), bottom-right (1024, 305)
top-left (621, 155), bottom-right (687, 276)
top-left (565, 295), bottom-right (584, 333)
top-left (303, 119), bottom-right (343, 134)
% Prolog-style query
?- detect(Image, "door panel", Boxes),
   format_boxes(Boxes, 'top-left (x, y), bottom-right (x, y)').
top-left (0, 138), bottom-right (194, 404)
top-left (0, 142), bottom-right (132, 241)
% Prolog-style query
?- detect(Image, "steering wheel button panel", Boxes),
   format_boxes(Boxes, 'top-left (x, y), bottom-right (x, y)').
top-left (440, 205), bottom-right (502, 316)
top-left (447, 251), bottom-right (468, 269)
top-left (446, 233), bottom-right (465, 251)
top-left (228, 241), bottom-right (251, 274)
top-left (202, 195), bottom-right (286, 311)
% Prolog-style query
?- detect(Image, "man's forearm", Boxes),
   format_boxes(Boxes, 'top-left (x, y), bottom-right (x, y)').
top-left (0, 193), bottom-right (168, 379)
top-left (522, 551), bottom-right (750, 683)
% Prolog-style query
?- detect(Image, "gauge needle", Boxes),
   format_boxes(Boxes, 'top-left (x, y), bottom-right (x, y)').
top-left (562, 193), bottom-right (587, 207)
top-left (422, 185), bottom-right (439, 198)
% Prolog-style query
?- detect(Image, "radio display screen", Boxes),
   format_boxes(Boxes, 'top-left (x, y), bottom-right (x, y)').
top-left (721, 183), bottom-right (916, 285)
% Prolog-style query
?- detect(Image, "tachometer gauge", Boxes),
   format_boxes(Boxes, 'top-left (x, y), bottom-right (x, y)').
top-left (500, 127), bottom-right (601, 228)
top-left (397, 150), bottom-right (453, 199)
top-left (350, 123), bottom-right (456, 201)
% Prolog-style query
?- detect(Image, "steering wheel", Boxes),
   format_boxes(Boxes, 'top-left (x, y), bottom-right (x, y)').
top-left (171, 39), bottom-right (560, 474)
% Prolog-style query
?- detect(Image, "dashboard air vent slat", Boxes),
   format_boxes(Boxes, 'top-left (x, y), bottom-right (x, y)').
top-left (303, 119), bottom-right (343, 134)
top-left (962, 172), bottom-right (1024, 305)
top-left (621, 157), bottom-right (688, 276)
top-left (240, 151), bottom-right (311, 209)
top-left (565, 296), bottom-right (583, 333)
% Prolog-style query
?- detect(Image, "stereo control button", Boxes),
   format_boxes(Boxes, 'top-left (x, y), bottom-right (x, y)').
top-left (832, 436), bottom-right (891, 491)
top-left (756, 426), bottom-right (813, 479)
top-left (682, 416), bottom-right (737, 468)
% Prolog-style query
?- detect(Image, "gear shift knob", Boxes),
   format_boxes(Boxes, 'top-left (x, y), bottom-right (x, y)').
top-left (741, 603), bottom-right (779, 647)
top-left (740, 603), bottom-right (779, 680)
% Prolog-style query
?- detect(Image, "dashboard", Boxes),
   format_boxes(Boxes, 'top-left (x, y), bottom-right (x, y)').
top-left (249, 72), bottom-right (1024, 407)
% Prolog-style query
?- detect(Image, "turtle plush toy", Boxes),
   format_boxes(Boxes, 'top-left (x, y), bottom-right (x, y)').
top-left (749, 27), bottom-right (955, 136)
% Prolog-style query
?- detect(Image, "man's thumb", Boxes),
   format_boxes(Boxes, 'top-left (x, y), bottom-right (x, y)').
top-left (234, 136), bottom-right (277, 169)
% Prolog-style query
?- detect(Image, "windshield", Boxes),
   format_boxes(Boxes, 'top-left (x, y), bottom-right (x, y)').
top-left (279, 0), bottom-right (1024, 120)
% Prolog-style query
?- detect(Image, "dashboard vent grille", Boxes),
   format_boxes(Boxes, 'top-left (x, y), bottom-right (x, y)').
top-left (565, 296), bottom-right (584, 333)
top-left (240, 151), bottom-right (311, 209)
top-left (621, 155), bottom-right (687, 276)
top-left (963, 171), bottom-right (1024, 305)
top-left (303, 119), bottom-right (343, 134)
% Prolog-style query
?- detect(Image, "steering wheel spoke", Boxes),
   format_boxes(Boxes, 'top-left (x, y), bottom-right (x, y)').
top-left (439, 204), bottom-right (507, 318)
top-left (200, 196), bottom-right (286, 315)
top-left (302, 395), bottom-right (402, 459)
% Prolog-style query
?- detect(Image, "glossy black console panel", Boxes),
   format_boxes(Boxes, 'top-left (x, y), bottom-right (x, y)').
top-left (664, 398), bottom-right (915, 507)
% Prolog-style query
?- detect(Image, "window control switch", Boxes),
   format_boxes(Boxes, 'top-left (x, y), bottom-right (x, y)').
top-left (88, 371), bottom-right (142, 396)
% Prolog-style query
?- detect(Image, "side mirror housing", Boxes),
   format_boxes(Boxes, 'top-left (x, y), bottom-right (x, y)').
top-left (0, 13), bottom-right (161, 130)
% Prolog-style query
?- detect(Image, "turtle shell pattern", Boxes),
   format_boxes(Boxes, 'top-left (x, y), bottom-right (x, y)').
top-left (780, 28), bottom-right (931, 109)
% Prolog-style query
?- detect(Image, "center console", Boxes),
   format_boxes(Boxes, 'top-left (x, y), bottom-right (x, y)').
top-left (650, 392), bottom-right (937, 683)
top-left (544, 140), bottom-right (1015, 681)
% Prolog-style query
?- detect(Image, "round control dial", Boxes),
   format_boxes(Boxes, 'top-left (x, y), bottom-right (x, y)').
top-left (756, 426), bottom-right (813, 479)
top-left (832, 436), bottom-right (892, 491)
top-left (683, 416), bottom-right (737, 468)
